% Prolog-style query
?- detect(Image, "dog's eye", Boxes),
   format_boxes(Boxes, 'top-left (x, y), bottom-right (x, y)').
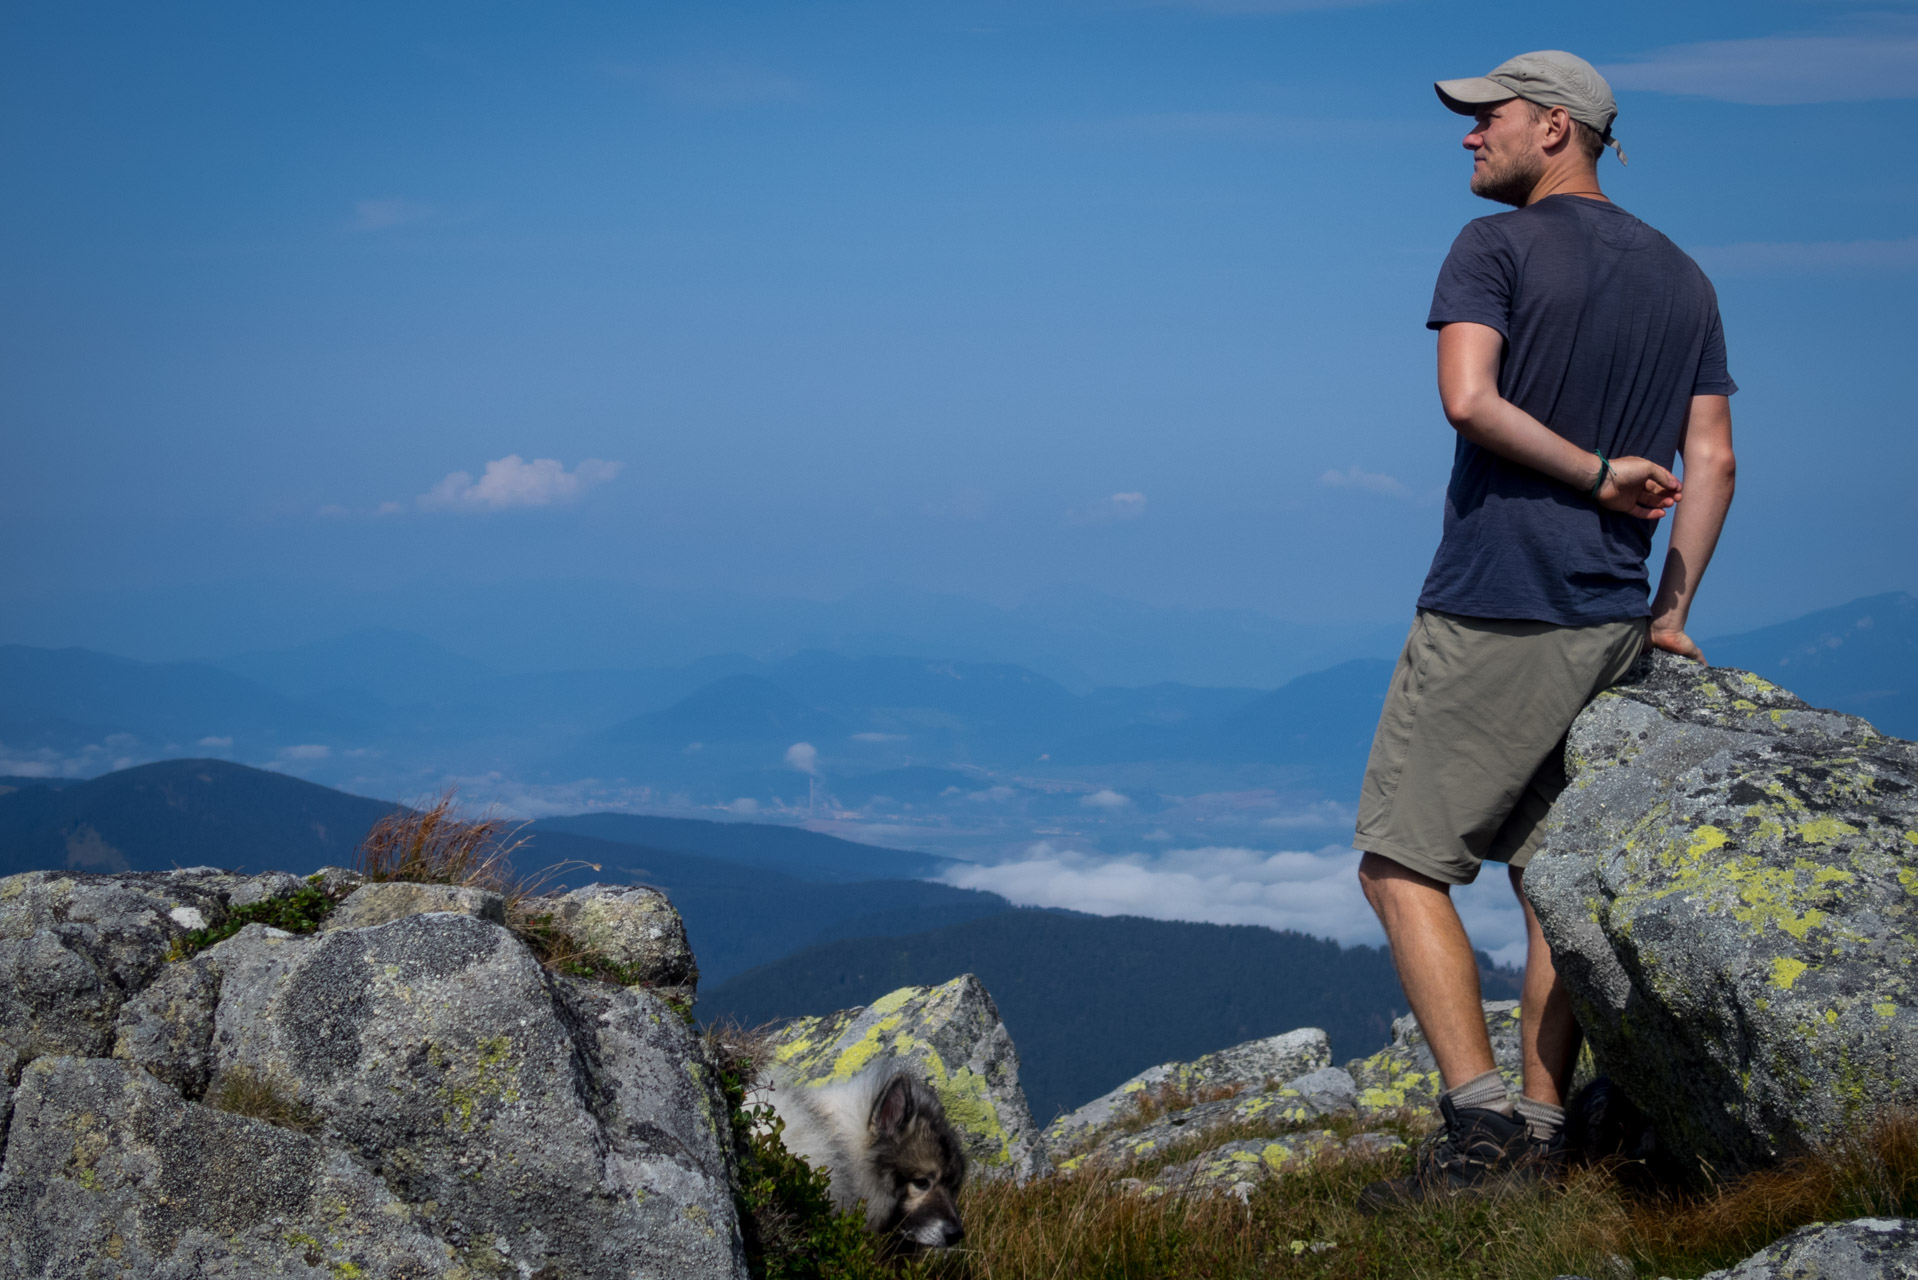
top-left (909, 1177), bottom-right (933, 1192)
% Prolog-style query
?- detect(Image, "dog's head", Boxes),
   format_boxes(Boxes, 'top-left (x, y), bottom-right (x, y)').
top-left (865, 1072), bottom-right (967, 1250)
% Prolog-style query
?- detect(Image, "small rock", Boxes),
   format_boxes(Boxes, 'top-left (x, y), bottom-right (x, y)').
top-left (539, 882), bottom-right (698, 1004)
top-left (1045, 1027), bottom-right (1331, 1155)
top-left (320, 880), bottom-right (506, 931)
top-left (114, 954), bottom-right (223, 1097)
top-left (765, 974), bottom-right (1049, 1181)
top-left (1699, 1217), bottom-right (1918, 1279)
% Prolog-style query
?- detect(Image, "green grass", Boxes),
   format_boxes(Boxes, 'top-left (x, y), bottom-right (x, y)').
top-left (166, 881), bottom-right (338, 960)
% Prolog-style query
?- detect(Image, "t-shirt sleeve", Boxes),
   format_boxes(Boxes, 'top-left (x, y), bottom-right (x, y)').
top-left (1426, 219), bottom-right (1516, 335)
top-left (1692, 301), bottom-right (1738, 396)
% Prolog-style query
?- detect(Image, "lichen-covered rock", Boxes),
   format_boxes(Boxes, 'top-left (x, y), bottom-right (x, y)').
top-left (1044, 1027), bottom-right (1330, 1155)
top-left (0, 869), bottom-right (299, 1080)
top-left (765, 974), bottom-right (1048, 1181)
top-left (1526, 652), bottom-right (1918, 1176)
top-left (1118, 1131), bottom-right (1343, 1201)
top-left (319, 879), bottom-right (506, 931)
top-left (1344, 1001), bottom-right (1523, 1115)
top-left (1700, 1217), bottom-right (1918, 1279)
top-left (201, 910), bottom-right (746, 1278)
top-left (541, 882), bottom-right (699, 1004)
top-left (1053, 1064), bottom-right (1360, 1174)
top-left (0, 1055), bottom-right (451, 1278)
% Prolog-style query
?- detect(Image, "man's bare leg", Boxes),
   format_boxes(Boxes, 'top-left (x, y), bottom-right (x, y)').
top-left (1357, 851), bottom-right (1496, 1088)
top-left (1511, 865), bottom-right (1580, 1106)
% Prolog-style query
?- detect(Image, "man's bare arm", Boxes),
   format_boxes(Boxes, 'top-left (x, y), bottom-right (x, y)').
top-left (1647, 395), bottom-right (1736, 662)
top-left (1436, 322), bottom-right (1680, 518)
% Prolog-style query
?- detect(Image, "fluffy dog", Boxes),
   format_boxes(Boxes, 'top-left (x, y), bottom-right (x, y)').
top-left (762, 1066), bottom-right (967, 1250)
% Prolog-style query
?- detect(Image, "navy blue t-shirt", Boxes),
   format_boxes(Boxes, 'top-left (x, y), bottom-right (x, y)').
top-left (1418, 195), bottom-right (1736, 625)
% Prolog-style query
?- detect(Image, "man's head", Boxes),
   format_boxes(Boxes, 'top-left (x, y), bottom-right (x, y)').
top-left (1435, 51), bottom-right (1623, 206)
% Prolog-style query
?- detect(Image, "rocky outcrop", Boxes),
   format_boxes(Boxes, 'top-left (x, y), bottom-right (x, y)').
top-left (0, 868), bottom-right (748, 1280)
top-left (0, 868), bottom-right (296, 1080)
top-left (763, 974), bottom-right (1049, 1181)
top-left (1527, 652), bottom-right (1918, 1177)
top-left (1043, 1027), bottom-right (1330, 1155)
top-left (1345, 1001), bottom-right (1525, 1114)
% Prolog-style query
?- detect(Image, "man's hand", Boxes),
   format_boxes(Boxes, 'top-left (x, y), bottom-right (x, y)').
top-left (1648, 626), bottom-right (1705, 663)
top-left (1598, 456), bottom-right (1681, 519)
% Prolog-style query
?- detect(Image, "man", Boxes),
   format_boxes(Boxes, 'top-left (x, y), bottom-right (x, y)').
top-left (1353, 50), bottom-right (1737, 1208)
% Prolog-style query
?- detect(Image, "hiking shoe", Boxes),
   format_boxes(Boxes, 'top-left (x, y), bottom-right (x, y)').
top-left (1357, 1096), bottom-right (1534, 1213)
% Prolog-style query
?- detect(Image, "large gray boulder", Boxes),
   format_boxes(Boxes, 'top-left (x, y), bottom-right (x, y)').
top-left (202, 911), bottom-right (745, 1278)
top-left (1527, 652), bottom-right (1918, 1176)
top-left (763, 974), bottom-right (1049, 1181)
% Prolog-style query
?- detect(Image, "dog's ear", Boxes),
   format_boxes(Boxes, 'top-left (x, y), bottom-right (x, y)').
top-left (872, 1074), bottom-right (916, 1136)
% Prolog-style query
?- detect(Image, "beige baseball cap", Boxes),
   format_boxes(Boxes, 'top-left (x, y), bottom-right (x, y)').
top-left (1436, 50), bottom-right (1627, 163)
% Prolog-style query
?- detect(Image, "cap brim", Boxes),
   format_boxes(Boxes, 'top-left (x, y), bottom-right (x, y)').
top-left (1435, 76), bottom-right (1518, 114)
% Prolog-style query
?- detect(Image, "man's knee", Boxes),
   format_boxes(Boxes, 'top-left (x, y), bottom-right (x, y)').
top-left (1358, 850), bottom-right (1447, 913)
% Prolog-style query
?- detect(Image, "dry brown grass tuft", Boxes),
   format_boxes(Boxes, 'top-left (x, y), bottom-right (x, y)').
top-left (355, 788), bottom-right (604, 977)
top-left (356, 788), bottom-right (531, 894)
top-left (209, 1065), bottom-right (323, 1134)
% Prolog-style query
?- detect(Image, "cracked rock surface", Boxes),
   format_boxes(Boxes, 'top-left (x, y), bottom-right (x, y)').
top-left (0, 868), bottom-right (746, 1280)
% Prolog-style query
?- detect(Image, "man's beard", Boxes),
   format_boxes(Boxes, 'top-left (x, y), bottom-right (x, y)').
top-left (1470, 151), bottom-right (1543, 207)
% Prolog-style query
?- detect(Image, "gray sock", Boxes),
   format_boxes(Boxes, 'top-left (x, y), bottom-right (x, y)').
top-left (1443, 1069), bottom-right (1514, 1117)
top-left (1514, 1096), bottom-right (1566, 1143)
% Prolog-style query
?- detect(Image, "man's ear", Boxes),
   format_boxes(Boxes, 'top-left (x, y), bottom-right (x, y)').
top-left (873, 1075), bottom-right (915, 1136)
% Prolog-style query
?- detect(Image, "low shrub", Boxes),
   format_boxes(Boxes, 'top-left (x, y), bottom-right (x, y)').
top-left (166, 882), bottom-right (338, 960)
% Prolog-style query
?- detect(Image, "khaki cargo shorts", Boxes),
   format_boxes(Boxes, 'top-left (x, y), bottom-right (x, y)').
top-left (1353, 609), bottom-right (1646, 886)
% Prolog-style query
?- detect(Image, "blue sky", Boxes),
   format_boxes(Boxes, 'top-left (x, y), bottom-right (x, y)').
top-left (5, 0), bottom-right (1916, 640)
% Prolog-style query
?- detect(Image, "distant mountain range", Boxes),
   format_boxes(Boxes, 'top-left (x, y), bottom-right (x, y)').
top-left (0, 759), bottom-right (986, 984)
top-left (703, 911), bottom-right (1521, 1121)
top-left (0, 758), bottom-right (1498, 1113)
top-left (3, 591), bottom-right (1912, 859)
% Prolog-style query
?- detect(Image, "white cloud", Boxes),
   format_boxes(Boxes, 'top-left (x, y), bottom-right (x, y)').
top-left (197, 736), bottom-right (233, 749)
top-left (785, 742), bottom-right (819, 774)
top-left (1319, 466), bottom-right (1412, 499)
top-left (419, 455), bottom-right (623, 511)
top-left (726, 797), bottom-right (760, 815)
top-left (1081, 788), bottom-right (1133, 810)
top-left (351, 198), bottom-right (435, 232)
top-left (1064, 492), bottom-right (1148, 526)
top-left (281, 744), bottom-right (331, 760)
top-left (852, 732), bottom-right (907, 742)
top-left (1602, 28), bottom-right (1918, 105)
top-left (942, 843), bottom-right (1527, 963)
top-left (1694, 237), bottom-right (1918, 275)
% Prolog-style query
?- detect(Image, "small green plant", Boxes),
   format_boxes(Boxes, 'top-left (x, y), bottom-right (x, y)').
top-left (167, 883), bottom-right (339, 960)
top-left (210, 1065), bottom-right (323, 1134)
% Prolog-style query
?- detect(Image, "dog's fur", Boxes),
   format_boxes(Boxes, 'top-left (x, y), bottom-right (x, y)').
top-left (761, 1066), bottom-right (967, 1250)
